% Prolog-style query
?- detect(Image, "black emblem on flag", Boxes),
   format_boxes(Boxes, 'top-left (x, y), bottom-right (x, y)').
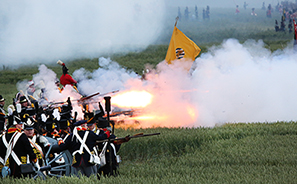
top-left (175, 48), bottom-right (185, 59)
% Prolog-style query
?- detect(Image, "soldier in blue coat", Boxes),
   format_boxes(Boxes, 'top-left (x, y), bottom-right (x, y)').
top-left (53, 120), bottom-right (110, 177)
top-left (0, 116), bottom-right (37, 178)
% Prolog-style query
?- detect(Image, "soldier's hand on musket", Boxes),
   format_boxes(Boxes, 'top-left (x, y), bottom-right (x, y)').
top-left (104, 129), bottom-right (110, 138)
top-left (124, 135), bottom-right (130, 142)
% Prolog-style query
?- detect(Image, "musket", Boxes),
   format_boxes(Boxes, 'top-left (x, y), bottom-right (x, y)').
top-left (98, 90), bottom-right (119, 97)
top-left (44, 90), bottom-right (120, 108)
top-left (77, 92), bottom-right (100, 102)
top-left (76, 90), bottom-right (119, 103)
top-left (43, 97), bottom-right (72, 109)
top-left (109, 110), bottom-right (135, 117)
top-left (41, 101), bottom-right (67, 110)
top-left (96, 132), bottom-right (160, 144)
top-left (41, 92), bottom-right (101, 108)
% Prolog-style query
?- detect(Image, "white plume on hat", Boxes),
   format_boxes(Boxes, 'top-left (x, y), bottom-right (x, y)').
top-left (53, 108), bottom-right (61, 121)
top-left (16, 104), bottom-right (22, 114)
top-left (7, 105), bottom-right (15, 116)
top-left (41, 113), bottom-right (47, 122)
top-left (57, 60), bottom-right (64, 66)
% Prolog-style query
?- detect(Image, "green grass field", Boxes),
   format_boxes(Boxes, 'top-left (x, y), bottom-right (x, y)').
top-left (1, 7), bottom-right (297, 183)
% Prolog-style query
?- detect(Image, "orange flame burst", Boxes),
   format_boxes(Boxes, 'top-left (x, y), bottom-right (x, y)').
top-left (186, 105), bottom-right (198, 121)
top-left (130, 114), bottom-right (168, 121)
top-left (112, 90), bottom-right (153, 108)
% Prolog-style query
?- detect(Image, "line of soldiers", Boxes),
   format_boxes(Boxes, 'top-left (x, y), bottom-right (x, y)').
top-left (177, 5), bottom-right (209, 21)
top-left (0, 92), bottom-right (129, 178)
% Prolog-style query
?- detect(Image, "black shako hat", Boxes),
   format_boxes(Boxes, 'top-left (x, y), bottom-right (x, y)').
top-left (0, 95), bottom-right (5, 102)
top-left (73, 120), bottom-right (87, 127)
top-left (20, 96), bottom-right (27, 103)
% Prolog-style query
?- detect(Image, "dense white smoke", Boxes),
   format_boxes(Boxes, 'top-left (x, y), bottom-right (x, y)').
top-left (192, 39), bottom-right (297, 127)
top-left (73, 57), bottom-right (140, 96)
top-left (90, 38), bottom-right (297, 128)
top-left (17, 38), bottom-right (297, 127)
top-left (0, 0), bottom-right (166, 67)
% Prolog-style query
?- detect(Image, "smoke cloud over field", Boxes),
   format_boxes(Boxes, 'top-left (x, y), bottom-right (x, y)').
top-left (0, 0), bottom-right (166, 67)
top-left (25, 38), bottom-right (297, 128)
top-left (192, 39), bottom-right (297, 126)
top-left (133, 38), bottom-right (297, 127)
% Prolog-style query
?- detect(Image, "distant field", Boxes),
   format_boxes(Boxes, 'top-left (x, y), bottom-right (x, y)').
top-left (157, 7), bottom-right (293, 44)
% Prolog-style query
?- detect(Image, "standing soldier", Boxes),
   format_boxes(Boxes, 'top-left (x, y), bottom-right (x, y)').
top-left (57, 60), bottom-right (77, 88)
top-left (262, 2), bottom-right (266, 10)
top-left (26, 80), bottom-right (35, 97)
top-left (275, 20), bottom-right (279, 32)
top-left (0, 95), bottom-right (5, 114)
top-left (58, 118), bottom-right (71, 140)
top-left (244, 2), bottom-right (248, 10)
top-left (44, 117), bottom-right (60, 139)
top-left (97, 126), bottom-right (122, 176)
top-left (0, 95), bottom-right (6, 132)
top-left (267, 4), bottom-right (272, 18)
top-left (206, 5), bottom-right (210, 19)
top-left (184, 7), bottom-right (189, 21)
top-left (288, 19), bottom-right (293, 33)
top-left (195, 5), bottom-right (198, 20)
top-left (0, 114), bottom-right (5, 134)
top-left (203, 8), bottom-right (206, 20)
top-left (19, 96), bottom-right (36, 118)
top-left (235, 5), bottom-right (240, 14)
top-left (251, 8), bottom-right (257, 16)
top-left (52, 120), bottom-right (110, 177)
top-left (0, 115), bottom-right (37, 178)
top-left (280, 20), bottom-right (286, 32)
top-left (293, 19), bottom-right (297, 50)
top-left (22, 115), bottom-right (47, 169)
top-left (0, 96), bottom-right (6, 176)
top-left (177, 7), bottom-right (182, 20)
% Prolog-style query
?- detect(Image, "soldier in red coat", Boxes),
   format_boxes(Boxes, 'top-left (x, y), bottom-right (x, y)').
top-left (293, 19), bottom-right (297, 50)
top-left (57, 60), bottom-right (77, 87)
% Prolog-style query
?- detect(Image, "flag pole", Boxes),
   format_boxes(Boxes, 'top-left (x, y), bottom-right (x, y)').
top-left (175, 16), bottom-right (179, 27)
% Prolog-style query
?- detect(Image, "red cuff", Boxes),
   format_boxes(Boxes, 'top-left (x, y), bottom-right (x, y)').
top-left (105, 131), bottom-right (110, 138)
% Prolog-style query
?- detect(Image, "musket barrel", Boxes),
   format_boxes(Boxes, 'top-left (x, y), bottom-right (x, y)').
top-left (96, 132), bottom-right (160, 144)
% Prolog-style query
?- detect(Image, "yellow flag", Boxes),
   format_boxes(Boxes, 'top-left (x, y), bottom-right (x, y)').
top-left (165, 26), bottom-right (201, 68)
